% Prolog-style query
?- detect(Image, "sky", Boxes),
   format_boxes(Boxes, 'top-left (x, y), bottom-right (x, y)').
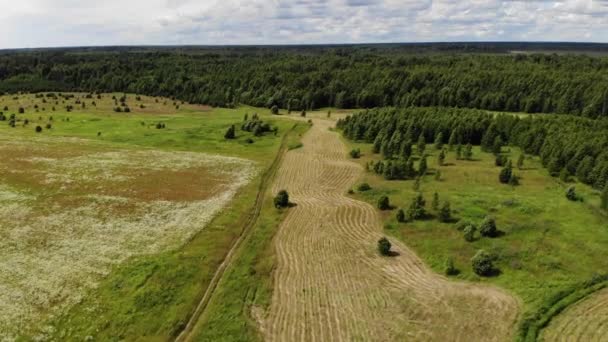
top-left (0, 0), bottom-right (607, 48)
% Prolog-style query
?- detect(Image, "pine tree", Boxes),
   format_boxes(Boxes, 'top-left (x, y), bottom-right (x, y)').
top-left (224, 125), bottom-right (236, 139)
top-left (438, 149), bottom-right (446, 166)
top-left (434, 132), bottom-right (444, 150)
top-left (444, 257), bottom-right (458, 276)
top-left (413, 177), bottom-right (421, 191)
top-left (479, 216), bottom-right (498, 237)
top-left (492, 136), bottom-right (504, 155)
top-left (435, 170), bottom-right (442, 181)
top-left (377, 196), bottom-right (391, 210)
top-left (405, 157), bottom-right (416, 179)
top-left (419, 155), bottom-right (428, 176)
top-left (396, 209), bottom-right (406, 222)
top-left (378, 237), bottom-right (392, 256)
top-left (448, 130), bottom-right (458, 151)
top-left (481, 124), bottom-right (498, 152)
top-left (407, 193), bottom-right (426, 220)
top-left (566, 186), bottom-right (578, 201)
top-left (559, 168), bottom-right (570, 182)
top-left (438, 201), bottom-right (451, 223)
top-left (464, 143), bottom-right (473, 160)
top-left (517, 153), bottom-right (525, 169)
top-left (417, 134), bottom-right (426, 155)
top-left (400, 140), bottom-right (412, 159)
top-left (463, 225), bottom-right (476, 242)
top-left (432, 192), bottom-right (440, 211)
top-left (499, 160), bottom-right (513, 184)
top-left (456, 144), bottom-right (463, 160)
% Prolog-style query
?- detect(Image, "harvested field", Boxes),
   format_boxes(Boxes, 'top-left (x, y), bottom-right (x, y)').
top-left (542, 287), bottom-right (608, 341)
top-left (261, 118), bottom-right (519, 341)
top-left (0, 134), bottom-right (256, 339)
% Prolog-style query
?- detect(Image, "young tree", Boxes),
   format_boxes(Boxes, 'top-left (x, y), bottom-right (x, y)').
top-left (349, 148), bottom-right (361, 159)
top-left (456, 144), bottom-right (463, 160)
top-left (378, 237), bottom-right (392, 256)
top-left (417, 134), bottom-right (426, 155)
top-left (396, 209), bottom-right (406, 223)
top-left (432, 192), bottom-right (440, 211)
top-left (271, 105), bottom-right (279, 115)
top-left (357, 183), bottom-right (371, 192)
top-left (35, 125), bottom-right (42, 133)
top-left (274, 190), bottom-right (290, 208)
top-left (434, 132), bottom-right (444, 150)
top-left (517, 153), bottom-right (525, 169)
top-left (419, 155), bottom-right (428, 176)
top-left (559, 168), bottom-right (570, 182)
top-left (499, 160), bottom-right (513, 184)
top-left (434, 170), bottom-right (442, 181)
top-left (471, 250), bottom-right (494, 276)
top-left (566, 186), bottom-right (578, 201)
top-left (407, 193), bottom-right (426, 220)
top-left (464, 143), bottom-right (473, 160)
top-left (492, 136), bottom-right (504, 155)
top-left (448, 130), bottom-right (458, 151)
top-left (413, 177), bottom-right (421, 191)
top-left (444, 257), bottom-right (458, 276)
top-left (463, 225), bottom-right (476, 242)
top-left (479, 216), bottom-right (498, 237)
top-left (438, 201), bottom-right (452, 223)
top-left (224, 125), bottom-right (236, 139)
top-left (377, 196), bottom-right (390, 210)
top-left (438, 149), bottom-right (446, 166)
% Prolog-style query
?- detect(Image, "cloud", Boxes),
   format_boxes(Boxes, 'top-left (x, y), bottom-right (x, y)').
top-left (0, 0), bottom-right (606, 48)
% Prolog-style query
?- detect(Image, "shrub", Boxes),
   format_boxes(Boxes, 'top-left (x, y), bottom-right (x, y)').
top-left (438, 201), bottom-right (451, 222)
top-left (274, 190), bottom-right (290, 208)
top-left (566, 186), bottom-right (578, 201)
top-left (45, 123), bottom-right (52, 129)
top-left (499, 161), bottom-right (513, 184)
top-left (377, 196), bottom-right (390, 210)
top-left (479, 216), bottom-right (498, 237)
top-left (432, 192), bottom-right (439, 211)
top-left (224, 125), bottom-right (236, 139)
top-left (271, 105), bottom-right (279, 115)
top-left (406, 193), bottom-right (426, 220)
top-left (35, 126), bottom-right (42, 133)
top-left (396, 209), bottom-right (406, 223)
top-left (357, 183), bottom-right (371, 192)
top-left (18, 107), bottom-right (24, 114)
top-left (349, 148), bottom-right (361, 159)
top-left (377, 237), bottom-right (392, 256)
top-left (434, 170), bottom-right (442, 181)
top-left (445, 257), bottom-right (458, 276)
top-left (300, 110), bottom-right (306, 117)
top-left (508, 174), bottom-right (520, 186)
top-left (463, 225), bottom-right (476, 242)
top-left (472, 250), bottom-right (494, 276)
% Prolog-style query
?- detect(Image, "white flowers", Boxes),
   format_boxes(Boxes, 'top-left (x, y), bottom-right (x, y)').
top-left (0, 137), bottom-right (257, 340)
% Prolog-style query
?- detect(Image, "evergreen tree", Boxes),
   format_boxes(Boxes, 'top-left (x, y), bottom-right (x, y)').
top-left (435, 170), bottom-right (442, 181)
top-left (456, 144), bottom-right (463, 160)
top-left (448, 131), bottom-right (458, 151)
top-left (472, 250), bottom-right (494, 276)
top-left (413, 177), bottom-right (421, 191)
top-left (274, 190), bottom-right (290, 208)
top-left (417, 134), bottom-right (426, 155)
top-left (481, 124), bottom-right (499, 152)
top-left (479, 216), bottom-right (498, 237)
top-left (378, 237), bottom-right (392, 256)
top-left (396, 209), bottom-right (406, 223)
top-left (438, 149), bottom-right (446, 166)
top-left (464, 144), bottom-right (473, 160)
top-left (400, 140), bottom-right (412, 160)
top-left (463, 225), bottom-right (476, 242)
top-left (432, 192), bottom-right (440, 211)
top-left (434, 132), bottom-right (444, 150)
top-left (492, 136), bottom-right (504, 155)
top-left (224, 125), bottom-right (236, 139)
top-left (419, 155), bottom-right (428, 176)
top-left (566, 186), bottom-right (578, 201)
top-left (559, 168), bottom-right (570, 182)
top-left (438, 201), bottom-right (451, 222)
top-left (444, 257), bottom-right (458, 276)
top-left (405, 157), bottom-right (416, 178)
top-left (377, 196), bottom-right (391, 210)
top-left (499, 160), bottom-right (513, 184)
top-left (517, 153), bottom-right (525, 169)
top-left (407, 193), bottom-right (426, 220)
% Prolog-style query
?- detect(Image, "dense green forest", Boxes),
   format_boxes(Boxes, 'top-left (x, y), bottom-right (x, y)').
top-left (337, 107), bottom-right (608, 190)
top-left (0, 46), bottom-right (607, 117)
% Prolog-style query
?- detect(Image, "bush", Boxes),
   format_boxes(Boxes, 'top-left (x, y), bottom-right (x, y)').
top-left (396, 209), bottom-right (406, 223)
top-left (499, 161), bottom-right (513, 184)
top-left (224, 125), bottom-right (236, 139)
top-left (479, 216), bottom-right (498, 237)
top-left (377, 196), bottom-right (390, 210)
top-left (271, 105), bottom-right (279, 115)
top-left (463, 225), bottom-right (476, 242)
top-left (18, 107), bottom-right (24, 114)
top-left (471, 250), bottom-right (494, 276)
top-left (357, 183), bottom-right (371, 192)
top-left (349, 148), bottom-right (361, 159)
top-left (438, 201), bottom-right (451, 222)
top-left (377, 237), bottom-right (392, 256)
top-left (35, 126), bottom-right (42, 133)
top-left (444, 257), bottom-right (459, 276)
top-left (274, 190), bottom-right (290, 208)
top-left (566, 186), bottom-right (578, 201)
top-left (406, 193), bottom-right (426, 220)
top-left (45, 123), bottom-right (52, 129)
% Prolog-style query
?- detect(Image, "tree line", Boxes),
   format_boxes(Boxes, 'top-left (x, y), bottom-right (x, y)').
top-left (337, 107), bottom-right (608, 190)
top-left (0, 48), bottom-right (607, 117)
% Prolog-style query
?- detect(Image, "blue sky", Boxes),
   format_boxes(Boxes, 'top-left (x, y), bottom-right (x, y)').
top-left (1, 0), bottom-right (607, 48)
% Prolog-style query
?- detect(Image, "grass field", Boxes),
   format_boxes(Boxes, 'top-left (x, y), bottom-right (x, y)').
top-left (0, 93), bottom-right (306, 340)
top-left (342, 137), bottom-right (608, 339)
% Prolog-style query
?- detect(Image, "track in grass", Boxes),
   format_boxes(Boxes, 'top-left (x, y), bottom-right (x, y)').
top-left (542, 287), bottom-right (608, 341)
top-left (262, 118), bottom-right (519, 341)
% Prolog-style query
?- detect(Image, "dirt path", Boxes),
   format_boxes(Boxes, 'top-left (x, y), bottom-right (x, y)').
top-left (541, 287), bottom-right (608, 341)
top-left (262, 118), bottom-right (519, 341)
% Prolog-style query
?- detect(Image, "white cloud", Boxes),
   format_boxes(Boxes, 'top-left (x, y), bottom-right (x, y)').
top-left (0, 0), bottom-right (607, 48)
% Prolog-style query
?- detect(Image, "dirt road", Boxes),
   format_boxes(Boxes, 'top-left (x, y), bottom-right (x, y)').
top-left (262, 117), bottom-right (519, 341)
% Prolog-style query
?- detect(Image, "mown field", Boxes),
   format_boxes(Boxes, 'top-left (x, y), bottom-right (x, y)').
top-left (0, 93), bottom-right (306, 340)
top-left (342, 135), bottom-right (608, 340)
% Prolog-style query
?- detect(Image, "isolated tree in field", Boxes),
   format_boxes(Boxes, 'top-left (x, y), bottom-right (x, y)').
top-left (566, 186), bottom-right (578, 201)
top-left (377, 196), bottom-right (390, 210)
top-left (35, 126), bottom-right (42, 133)
top-left (456, 144), bottom-right (463, 160)
top-left (601, 185), bottom-right (608, 210)
top-left (357, 183), bottom-right (371, 192)
top-left (464, 143), bottom-right (474, 160)
top-left (479, 216), bottom-right (498, 237)
top-left (417, 134), bottom-right (426, 155)
top-left (274, 190), bottom-right (290, 208)
top-left (18, 107), bottom-right (24, 114)
top-left (438, 201), bottom-right (451, 222)
top-left (481, 123), bottom-right (499, 152)
top-left (396, 209), bottom-right (406, 223)
top-left (418, 155), bottom-right (428, 176)
top-left (224, 125), bottom-right (236, 139)
top-left (432, 192), bottom-right (440, 211)
top-left (378, 237), bottom-right (392, 256)
top-left (271, 105), bottom-right (279, 115)
top-left (349, 148), bottom-right (361, 159)
top-left (300, 110), bottom-right (306, 117)
top-left (472, 250), bottom-right (494, 276)
top-left (499, 160), bottom-right (513, 184)
top-left (438, 149), bottom-right (446, 166)
top-left (463, 225), bottom-right (476, 242)
top-left (407, 193), bottom-right (426, 220)
top-left (517, 153), bottom-right (525, 169)
top-left (444, 257), bottom-right (458, 276)
top-left (434, 132), bottom-right (443, 150)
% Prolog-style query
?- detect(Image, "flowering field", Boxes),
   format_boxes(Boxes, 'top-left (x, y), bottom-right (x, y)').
top-left (0, 133), bottom-right (256, 339)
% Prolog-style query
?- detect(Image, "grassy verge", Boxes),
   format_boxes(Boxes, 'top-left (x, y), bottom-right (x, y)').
top-left (188, 122), bottom-right (311, 341)
top-left (340, 136), bottom-right (608, 341)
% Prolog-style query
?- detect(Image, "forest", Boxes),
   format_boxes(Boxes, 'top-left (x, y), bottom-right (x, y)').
top-left (337, 107), bottom-right (608, 191)
top-left (0, 45), bottom-right (607, 117)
